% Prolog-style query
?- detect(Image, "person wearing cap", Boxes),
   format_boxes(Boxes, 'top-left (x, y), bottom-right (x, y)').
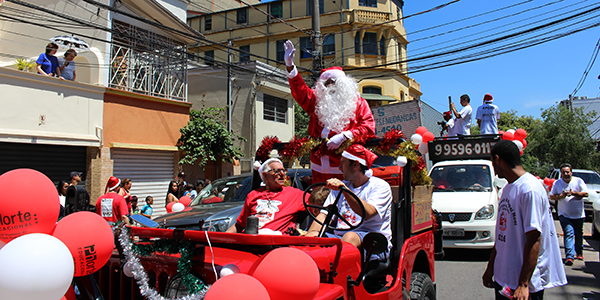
top-left (440, 111), bottom-right (456, 136)
top-left (306, 144), bottom-right (392, 257)
top-left (283, 40), bottom-right (375, 183)
top-left (95, 176), bottom-right (129, 225)
top-left (226, 158), bottom-right (306, 234)
top-left (70, 171), bottom-right (82, 186)
top-left (450, 94), bottom-right (472, 136)
top-left (476, 93), bottom-right (500, 135)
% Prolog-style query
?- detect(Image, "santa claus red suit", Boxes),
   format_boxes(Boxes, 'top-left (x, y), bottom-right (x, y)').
top-left (284, 41), bottom-right (375, 182)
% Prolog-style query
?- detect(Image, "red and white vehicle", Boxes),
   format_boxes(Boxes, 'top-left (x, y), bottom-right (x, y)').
top-left (91, 139), bottom-right (437, 300)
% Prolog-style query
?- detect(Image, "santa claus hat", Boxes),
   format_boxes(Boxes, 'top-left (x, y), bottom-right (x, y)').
top-left (320, 66), bottom-right (345, 81)
top-left (342, 144), bottom-right (378, 169)
top-left (443, 111), bottom-right (452, 119)
top-left (105, 176), bottom-right (120, 194)
top-left (254, 157), bottom-right (284, 182)
top-left (484, 93), bottom-right (493, 103)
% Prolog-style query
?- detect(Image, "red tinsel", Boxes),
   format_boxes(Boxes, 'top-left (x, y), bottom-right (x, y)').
top-left (256, 136), bottom-right (281, 163)
top-left (380, 129), bottom-right (404, 152)
top-left (352, 132), bottom-right (377, 146)
top-left (279, 135), bottom-right (309, 160)
top-left (412, 156), bottom-right (426, 172)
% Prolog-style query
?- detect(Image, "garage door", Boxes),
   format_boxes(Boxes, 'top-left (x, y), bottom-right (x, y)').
top-left (112, 149), bottom-right (174, 217)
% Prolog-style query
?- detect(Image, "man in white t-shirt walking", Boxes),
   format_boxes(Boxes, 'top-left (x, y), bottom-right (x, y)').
top-left (450, 94), bottom-right (472, 136)
top-left (483, 140), bottom-right (566, 300)
top-left (549, 163), bottom-right (588, 266)
top-left (476, 93), bottom-right (500, 134)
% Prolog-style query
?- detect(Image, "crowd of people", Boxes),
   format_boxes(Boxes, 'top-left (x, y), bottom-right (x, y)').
top-left (441, 93), bottom-right (500, 137)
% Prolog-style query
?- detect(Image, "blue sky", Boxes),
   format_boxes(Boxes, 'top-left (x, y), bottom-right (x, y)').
top-left (402, 0), bottom-right (600, 119)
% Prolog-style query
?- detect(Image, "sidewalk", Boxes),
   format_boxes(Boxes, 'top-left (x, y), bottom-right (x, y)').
top-left (545, 221), bottom-right (600, 300)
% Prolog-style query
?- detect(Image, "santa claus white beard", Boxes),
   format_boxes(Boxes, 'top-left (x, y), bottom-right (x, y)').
top-left (313, 75), bottom-right (360, 134)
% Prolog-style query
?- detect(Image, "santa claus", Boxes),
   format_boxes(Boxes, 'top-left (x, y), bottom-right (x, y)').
top-left (283, 40), bottom-right (375, 183)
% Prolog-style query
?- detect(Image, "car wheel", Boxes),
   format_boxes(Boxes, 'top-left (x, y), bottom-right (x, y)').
top-left (410, 272), bottom-right (436, 300)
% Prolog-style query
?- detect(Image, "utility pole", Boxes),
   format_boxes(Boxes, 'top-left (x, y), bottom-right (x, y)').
top-left (311, 0), bottom-right (322, 79)
top-left (569, 94), bottom-right (573, 112)
top-left (227, 40), bottom-right (232, 132)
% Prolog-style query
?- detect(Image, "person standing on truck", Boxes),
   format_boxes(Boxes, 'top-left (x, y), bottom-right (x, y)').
top-left (450, 94), bottom-right (472, 136)
top-left (483, 140), bottom-right (566, 300)
top-left (226, 158), bottom-right (306, 234)
top-left (476, 93), bottom-right (500, 134)
top-left (549, 163), bottom-right (588, 265)
top-left (306, 144), bottom-right (392, 259)
top-left (283, 40), bottom-right (375, 183)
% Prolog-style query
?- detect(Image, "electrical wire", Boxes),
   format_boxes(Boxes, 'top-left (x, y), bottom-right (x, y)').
top-left (572, 37), bottom-right (600, 96)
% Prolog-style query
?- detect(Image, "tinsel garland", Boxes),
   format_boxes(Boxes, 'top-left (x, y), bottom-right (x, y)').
top-left (118, 227), bottom-right (209, 300)
top-left (256, 136), bottom-right (281, 163)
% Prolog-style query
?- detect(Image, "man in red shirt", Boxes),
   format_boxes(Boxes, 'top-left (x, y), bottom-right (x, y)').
top-left (226, 158), bottom-right (306, 234)
top-left (96, 176), bottom-right (129, 225)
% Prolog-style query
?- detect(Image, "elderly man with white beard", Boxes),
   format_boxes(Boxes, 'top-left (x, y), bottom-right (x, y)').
top-left (284, 40), bottom-right (375, 183)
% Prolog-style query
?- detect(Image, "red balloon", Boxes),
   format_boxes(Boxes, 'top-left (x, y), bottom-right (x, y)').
top-left (250, 247), bottom-right (319, 300)
top-left (166, 202), bottom-right (175, 213)
top-left (0, 169), bottom-right (59, 243)
top-left (415, 126), bottom-right (428, 136)
top-left (520, 150), bottom-right (523, 156)
top-left (53, 211), bottom-right (114, 277)
top-left (179, 196), bottom-right (192, 207)
top-left (61, 284), bottom-right (77, 300)
top-left (543, 178), bottom-right (551, 186)
top-left (205, 274), bottom-right (270, 300)
top-left (522, 139), bottom-right (527, 149)
top-left (514, 128), bottom-right (527, 141)
top-left (498, 130), bottom-right (505, 135)
top-left (422, 131), bottom-right (435, 143)
top-left (502, 132), bottom-right (514, 141)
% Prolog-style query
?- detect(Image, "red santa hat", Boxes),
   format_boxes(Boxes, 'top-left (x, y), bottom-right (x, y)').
top-left (342, 144), bottom-right (378, 169)
top-left (443, 111), bottom-right (452, 119)
top-left (483, 93), bottom-right (493, 103)
top-left (320, 66), bottom-right (346, 81)
top-left (105, 176), bottom-right (120, 194)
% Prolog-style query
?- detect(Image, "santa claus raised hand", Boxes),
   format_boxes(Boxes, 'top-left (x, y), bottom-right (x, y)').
top-left (284, 40), bottom-right (375, 183)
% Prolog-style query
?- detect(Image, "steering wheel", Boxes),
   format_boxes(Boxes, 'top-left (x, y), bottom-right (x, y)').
top-left (303, 182), bottom-right (366, 237)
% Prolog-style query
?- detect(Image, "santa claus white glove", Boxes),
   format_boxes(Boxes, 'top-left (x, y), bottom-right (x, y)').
top-left (284, 40), bottom-right (296, 67)
top-left (326, 131), bottom-right (353, 150)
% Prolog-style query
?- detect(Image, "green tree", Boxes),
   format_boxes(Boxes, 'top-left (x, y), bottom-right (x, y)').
top-left (529, 105), bottom-right (600, 172)
top-left (496, 110), bottom-right (546, 175)
top-left (177, 107), bottom-right (246, 168)
top-left (294, 102), bottom-right (310, 138)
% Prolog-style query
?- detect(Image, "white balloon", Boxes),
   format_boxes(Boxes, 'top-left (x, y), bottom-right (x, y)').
top-left (0, 233), bottom-right (74, 300)
top-left (589, 191), bottom-right (600, 211)
top-left (411, 134), bottom-right (423, 145)
top-left (219, 264), bottom-right (241, 278)
top-left (513, 140), bottom-right (524, 151)
top-left (123, 261), bottom-right (134, 278)
top-left (172, 202), bottom-right (185, 212)
top-left (397, 156), bottom-right (408, 167)
top-left (418, 142), bottom-right (429, 154)
top-left (507, 129), bottom-right (516, 134)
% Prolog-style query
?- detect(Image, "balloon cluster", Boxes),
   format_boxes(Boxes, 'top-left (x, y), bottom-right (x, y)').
top-left (499, 128), bottom-right (528, 156)
top-left (166, 196), bottom-right (192, 213)
top-left (0, 169), bottom-right (115, 300)
top-left (542, 177), bottom-right (556, 191)
top-left (411, 126), bottom-right (435, 155)
top-left (205, 247), bottom-right (320, 300)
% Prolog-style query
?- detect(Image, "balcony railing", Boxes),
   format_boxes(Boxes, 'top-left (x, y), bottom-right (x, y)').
top-left (351, 10), bottom-right (391, 24)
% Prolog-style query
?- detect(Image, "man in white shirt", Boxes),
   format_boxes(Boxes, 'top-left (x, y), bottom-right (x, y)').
top-left (451, 94), bottom-right (472, 135)
top-left (549, 163), bottom-right (588, 265)
top-left (476, 93), bottom-right (500, 134)
top-left (483, 140), bottom-right (566, 300)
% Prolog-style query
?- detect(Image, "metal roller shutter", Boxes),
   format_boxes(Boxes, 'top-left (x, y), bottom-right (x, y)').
top-left (0, 142), bottom-right (86, 183)
top-left (112, 149), bottom-right (174, 217)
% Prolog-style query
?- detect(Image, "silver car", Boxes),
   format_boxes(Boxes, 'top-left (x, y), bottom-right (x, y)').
top-left (548, 168), bottom-right (600, 219)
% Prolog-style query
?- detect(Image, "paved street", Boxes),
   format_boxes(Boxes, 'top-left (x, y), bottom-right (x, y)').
top-left (435, 221), bottom-right (600, 299)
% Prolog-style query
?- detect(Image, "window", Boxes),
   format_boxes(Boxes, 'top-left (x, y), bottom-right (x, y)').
top-left (270, 2), bottom-right (283, 18)
top-left (205, 50), bottom-right (214, 66)
top-left (380, 38), bottom-right (385, 55)
top-left (263, 94), bottom-right (287, 123)
top-left (355, 34), bottom-right (361, 54)
top-left (276, 40), bottom-right (285, 61)
top-left (363, 86), bottom-right (382, 94)
top-left (307, 0), bottom-right (324, 15)
top-left (363, 33), bottom-right (377, 55)
top-left (240, 45), bottom-right (250, 62)
top-left (237, 8), bottom-right (247, 24)
top-left (323, 35), bottom-right (335, 56)
top-left (299, 37), bottom-right (312, 59)
top-left (359, 0), bottom-right (377, 8)
top-left (205, 16), bottom-right (212, 31)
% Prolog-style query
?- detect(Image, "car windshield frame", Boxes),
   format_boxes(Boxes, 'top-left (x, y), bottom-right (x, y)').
top-left (190, 175), bottom-right (251, 206)
top-left (430, 164), bottom-right (493, 192)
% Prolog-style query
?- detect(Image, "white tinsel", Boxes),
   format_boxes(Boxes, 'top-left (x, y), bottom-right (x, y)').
top-left (118, 228), bottom-right (210, 300)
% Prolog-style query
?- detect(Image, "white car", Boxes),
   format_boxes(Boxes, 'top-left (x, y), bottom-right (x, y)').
top-left (430, 160), bottom-right (506, 249)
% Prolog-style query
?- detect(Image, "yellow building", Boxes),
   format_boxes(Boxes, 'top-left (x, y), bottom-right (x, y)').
top-left (187, 0), bottom-right (421, 104)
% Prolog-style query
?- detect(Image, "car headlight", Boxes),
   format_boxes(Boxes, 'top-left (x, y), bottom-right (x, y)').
top-left (164, 274), bottom-right (205, 298)
top-left (475, 204), bottom-right (494, 220)
top-left (202, 218), bottom-right (232, 232)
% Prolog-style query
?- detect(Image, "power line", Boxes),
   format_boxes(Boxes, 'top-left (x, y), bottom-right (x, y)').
top-left (572, 37), bottom-right (600, 96)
